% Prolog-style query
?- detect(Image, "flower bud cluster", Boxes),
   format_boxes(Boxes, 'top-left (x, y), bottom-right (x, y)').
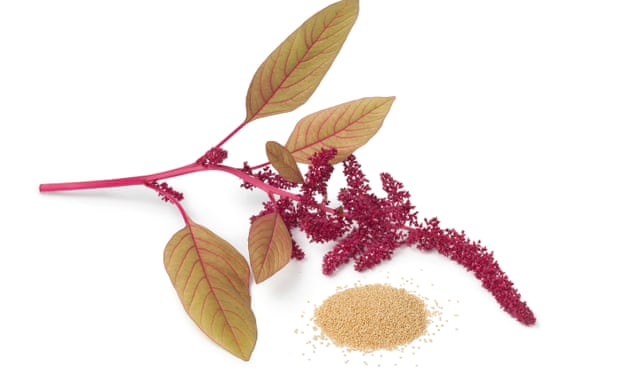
top-left (198, 147), bottom-right (228, 166)
top-left (149, 181), bottom-right (184, 203)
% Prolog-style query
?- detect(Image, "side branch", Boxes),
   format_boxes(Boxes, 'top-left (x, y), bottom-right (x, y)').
top-left (208, 164), bottom-right (300, 200)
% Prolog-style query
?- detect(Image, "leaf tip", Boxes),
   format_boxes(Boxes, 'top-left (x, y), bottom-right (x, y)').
top-left (382, 95), bottom-right (397, 105)
top-left (244, 0), bottom-right (361, 123)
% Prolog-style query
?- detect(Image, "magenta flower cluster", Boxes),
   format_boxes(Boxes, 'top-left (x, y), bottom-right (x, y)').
top-left (246, 148), bottom-right (536, 325)
top-left (150, 181), bottom-right (184, 203)
top-left (198, 147), bottom-right (229, 166)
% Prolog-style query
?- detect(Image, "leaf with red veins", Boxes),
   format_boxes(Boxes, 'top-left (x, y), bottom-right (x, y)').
top-left (248, 211), bottom-right (293, 283)
top-left (164, 220), bottom-right (257, 361)
top-left (244, 0), bottom-right (359, 123)
top-left (265, 141), bottom-right (304, 184)
top-left (286, 96), bottom-right (395, 164)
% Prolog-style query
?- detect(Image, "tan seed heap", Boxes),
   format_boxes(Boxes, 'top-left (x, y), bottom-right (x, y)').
top-left (314, 284), bottom-right (429, 351)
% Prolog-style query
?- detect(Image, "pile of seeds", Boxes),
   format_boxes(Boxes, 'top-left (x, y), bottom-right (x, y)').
top-left (313, 284), bottom-right (429, 351)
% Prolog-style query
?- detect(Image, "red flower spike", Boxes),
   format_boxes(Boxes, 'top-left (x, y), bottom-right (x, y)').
top-left (322, 233), bottom-right (364, 275)
top-left (414, 218), bottom-right (536, 325)
top-left (244, 150), bottom-right (535, 325)
top-left (301, 147), bottom-right (338, 199)
top-left (291, 240), bottom-right (305, 260)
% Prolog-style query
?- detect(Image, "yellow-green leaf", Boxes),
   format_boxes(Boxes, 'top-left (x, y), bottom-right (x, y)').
top-left (285, 96), bottom-right (396, 164)
top-left (265, 141), bottom-right (304, 184)
top-left (244, 0), bottom-right (359, 123)
top-left (248, 212), bottom-right (292, 283)
top-left (164, 220), bottom-right (257, 361)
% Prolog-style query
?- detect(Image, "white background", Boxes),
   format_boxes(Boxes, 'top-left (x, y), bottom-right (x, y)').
top-left (1, 0), bottom-right (619, 370)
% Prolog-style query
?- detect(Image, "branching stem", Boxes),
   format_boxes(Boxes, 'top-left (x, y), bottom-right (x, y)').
top-left (39, 161), bottom-right (301, 201)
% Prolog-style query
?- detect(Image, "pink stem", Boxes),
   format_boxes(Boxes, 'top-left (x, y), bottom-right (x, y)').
top-left (208, 164), bottom-right (300, 200)
top-left (250, 161), bottom-right (271, 170)
top-left (38, 161), bottom-right (301, 201)
top-left (214, 121), bottom-right (248, 148)
top-left (39, 163), bottom-right (204, 192)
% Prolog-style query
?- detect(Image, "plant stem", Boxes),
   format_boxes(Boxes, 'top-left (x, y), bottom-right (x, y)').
top-left (250, 161), bottom-right (270, 170)
top-left (210, 164), bottom-right (300, 200)
top-left (39, 163), bottom-right (204, 192)
top-left (38, 161), bottom-right (301, 202)
top-left (214, 121), bottom-right (248, 149)
top-left (144, 182), bottom-right (192, 225)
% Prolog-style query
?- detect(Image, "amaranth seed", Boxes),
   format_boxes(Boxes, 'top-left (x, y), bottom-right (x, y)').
top-left (313, 284), bottom-right (429, 351)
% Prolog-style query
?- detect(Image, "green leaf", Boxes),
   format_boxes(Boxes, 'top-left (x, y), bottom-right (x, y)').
top-left (265, 141), bottom-right (304, 184)
top-left (244, 0), bottom-right (359, 123)
top-left (164, 220), bottom-right (257, 361)
top-left (248, 212), bottom-right (292, 283)
top-left (285, 96), bottom-right (396, 164)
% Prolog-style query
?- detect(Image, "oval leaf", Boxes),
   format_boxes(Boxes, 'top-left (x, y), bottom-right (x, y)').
top-left (265, 141), bottom-right (304, 184)
top-left (164, 220), bottom-right (257, 361)
top-left (285, 96), bottom-right (396, 164)
top-left (244, 0), bottom-right (359, 123)
top-left (248, 212), bottom-right (292, 283)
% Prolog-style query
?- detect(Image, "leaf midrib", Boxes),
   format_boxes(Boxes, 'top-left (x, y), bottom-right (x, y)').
top-left (247, 3), bottom-right (351, 123)
top-left (185, 222), bottom-right (248, 355)
top-left (290, 99), bottom-right (388, 156)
